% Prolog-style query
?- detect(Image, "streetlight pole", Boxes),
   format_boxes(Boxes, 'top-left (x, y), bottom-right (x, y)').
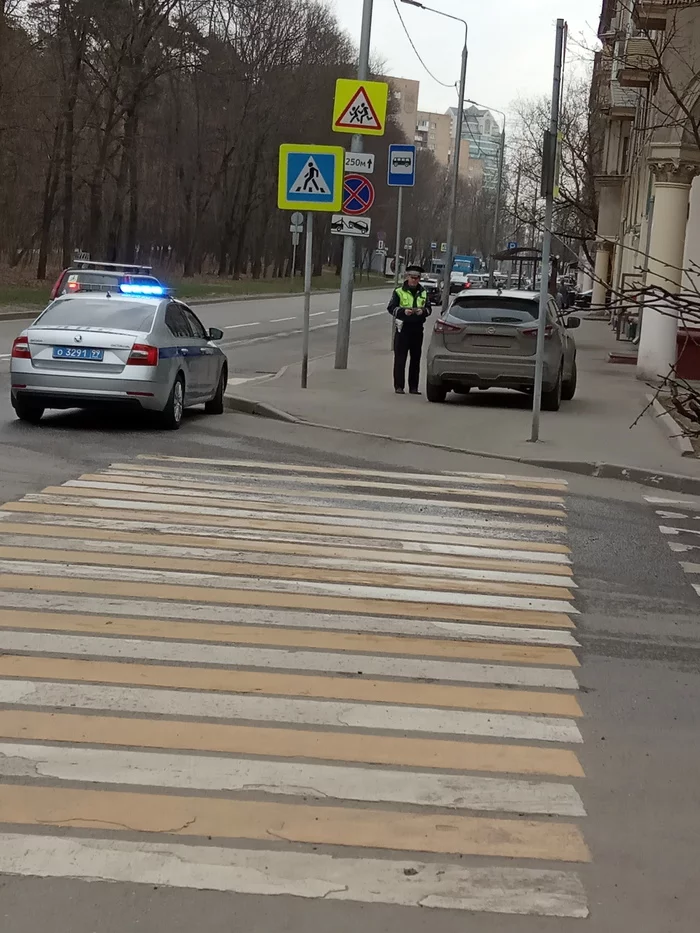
top-left (463, 99), bottom-right (507, 289)
top-left (335, 0), bottom-right (373, 370)
top-left (401, 1), bottom-right (468, 316)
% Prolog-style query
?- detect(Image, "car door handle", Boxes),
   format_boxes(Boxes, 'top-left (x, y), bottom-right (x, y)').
top-left (200, 347), bottom-right (214, 354)
top-left (180, 348), bottom-right (189, 355)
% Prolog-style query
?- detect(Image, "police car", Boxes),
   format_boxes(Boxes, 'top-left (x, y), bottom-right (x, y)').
top-left (10, 284), bottom-right (228, 430)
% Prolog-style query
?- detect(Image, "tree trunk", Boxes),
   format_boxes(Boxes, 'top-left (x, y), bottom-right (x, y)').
top-left (37, 121), bottom-right (64, 280)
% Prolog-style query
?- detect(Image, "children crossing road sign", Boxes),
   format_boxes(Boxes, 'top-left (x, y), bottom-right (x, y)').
top-left (332, 79), bottom-right (388, 136)
top-left (277, 144), bottom-right (344, 211)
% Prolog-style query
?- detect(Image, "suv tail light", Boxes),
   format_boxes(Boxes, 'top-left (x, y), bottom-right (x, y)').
top-left (522, 324), bottom-right (554, 338)
top-left (434, 318), bottom-right (462, 334)
top-left (11, 336), bottom-right (31, 359)
top-left (128, 343), bottom-right (158, 366)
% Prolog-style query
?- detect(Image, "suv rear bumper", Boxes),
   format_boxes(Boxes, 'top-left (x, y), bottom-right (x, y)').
top-left (427, 352), bottom-right (558, 390)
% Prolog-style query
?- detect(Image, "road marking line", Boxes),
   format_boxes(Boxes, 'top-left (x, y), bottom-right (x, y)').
top-left (133, 456), bottom-right (569, 491)
top-left (0, 574), bottom-right (577, 628)
top-left (0, 654), bottom-right (583, 716)
top-left (0, 710), bottom-right (584, 776)
top-left (223, 321), bottom-right (258, 329)
top-left (309, 311), bottom-right (326, 316)
top-left (660, 525), bottom-right (700, 537)
top-left (17, 493), bottom-right (567, 537)
top-left (0, 784), bottom-right (591, 861)
top-left (0, 549), bottom-right (575, 601)
top-left (0, 608), bottom-right (580, 666)
top-left (0, 631), bottom-right (578, 690)
top-left (0, 682), bottom-right (583, 742)
top-left (680, 562), bottom-right (700, 573)
top-left (1, 504), bottom-right (570, 554)
top-left (0, 562), bottom-right (578, 613)
top-left (0, 835), bottom-right (589, 916)
top-left (356, 304), bottom-right (369, 308)
top-left (0, 744), bottom-right (585, 816)
top-left (52, 480), bottom-right (568, 520)
top-left (0, 533), bottom-right (575, 585)
top-left (270, 316), bottom-right (296, 323)
top-left (0, 593), bottom-right (581, 645)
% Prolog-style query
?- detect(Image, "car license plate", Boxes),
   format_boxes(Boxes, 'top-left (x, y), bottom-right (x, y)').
top-left (52, 346), bottom-right (104, 361)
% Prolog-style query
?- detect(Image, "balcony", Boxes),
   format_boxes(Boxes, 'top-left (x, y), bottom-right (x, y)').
top-left (632, 1), bottom-right (668, 30)
top-left (610, 80), bottom-right (639, 119)
top-left (618, 36), bottom-right (658, 87)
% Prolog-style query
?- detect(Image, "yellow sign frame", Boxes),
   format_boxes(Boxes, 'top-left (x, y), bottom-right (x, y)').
top-left (277, 143), bottom-right (345, 212)
top-left (333, 79), bottom-right (388, 137)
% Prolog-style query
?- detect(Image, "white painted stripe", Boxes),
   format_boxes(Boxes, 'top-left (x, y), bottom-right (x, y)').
top-left (668, 542), bottom-right (698, 552)
top-left (656, 511), bottom-right (688, 519)
top-left (223, 321), bottom-right (258, 329)
top-left (0, 631), bottom-right (578, 689)
top-left (27, 490), bottom-right (566, 544)
top-left (134, 456), bottom-right (569, 489)
top-left (0, 592), bottom-right (581, 646)
top-left (0, 681), bottom-right (583, 743)
top-left (0, 744), bottom-right (585, 816)
top-left (0, 512), bottom-right (572, 562)
top-left (660, 525), bottom-right (700, 537)
top-left (0, 535), bottom-right (575, 587)
top-left (22, 494), bottom-right (564, 538)
top-left (680, 562), bottom-right (700, 573)
top-left (0, 834), bottom-right (588, 916)
top-left (309, 311), bottom-right (326, 316)
top-left (0, 559), bottom-right (578, 613)
top-left (270, 316), bottom-right (295, 323)
top-left (646, 496), bottom-right (700, 510)
top-left (693, 583), bottom-right (700, 597)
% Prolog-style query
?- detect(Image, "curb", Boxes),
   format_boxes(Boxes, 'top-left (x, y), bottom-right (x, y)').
top-left (224, 392), bottom-right (700, 495)
top-left (647, 394), bottom-right (695, 457)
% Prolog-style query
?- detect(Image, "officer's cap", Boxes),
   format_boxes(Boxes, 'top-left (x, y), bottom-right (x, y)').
top-left (405, 264), bottom-right (423, 275)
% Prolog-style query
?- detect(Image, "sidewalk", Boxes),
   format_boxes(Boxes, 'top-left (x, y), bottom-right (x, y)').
top-left (226, 318), bottom-right (700, 491)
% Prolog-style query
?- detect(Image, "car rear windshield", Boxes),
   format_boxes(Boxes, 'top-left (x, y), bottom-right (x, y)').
top-left (449, 297), bottom-right (540, 325)
top-left (35, 300), bottom-right (156, 332)
top-left (60, 271), bottom-right (121, 293)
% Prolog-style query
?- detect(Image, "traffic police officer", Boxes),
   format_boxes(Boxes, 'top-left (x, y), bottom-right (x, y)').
top-left (387, 264), bottom-right (432, 394)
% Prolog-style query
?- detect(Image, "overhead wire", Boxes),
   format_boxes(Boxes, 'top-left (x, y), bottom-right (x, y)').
top-left (391, 0), bottom-right (454, 89)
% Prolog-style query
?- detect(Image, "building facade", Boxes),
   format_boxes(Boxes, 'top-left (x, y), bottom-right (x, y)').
top-left (383, 76), bottom-right (420, 144)
top-left (415, 110), bottom-right (451, 166)
top-left (592, 0), bottom-right (700, 380)
top-left (447, 105), bottom-right (503, 189)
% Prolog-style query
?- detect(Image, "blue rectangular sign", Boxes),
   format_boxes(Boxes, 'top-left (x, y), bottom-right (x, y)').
top-left (387, 144), bottom-right (416, 187)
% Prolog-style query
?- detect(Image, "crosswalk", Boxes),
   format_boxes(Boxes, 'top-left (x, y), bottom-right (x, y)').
top-left (645, 494), bottom-right (700, 600)
top-left (0, 455), bottom-right (588, 918)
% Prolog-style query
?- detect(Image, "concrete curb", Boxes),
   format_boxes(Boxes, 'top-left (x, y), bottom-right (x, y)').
top-left (224, 392), bottom-right (700, 495)
top-left (647, 394), bottom-right (695, 457)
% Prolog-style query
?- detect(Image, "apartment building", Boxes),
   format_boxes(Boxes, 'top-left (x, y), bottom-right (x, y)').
top-left (383, 76), bottom-right (420, 143)
top-left (415, 110), bottom-right (451, 166)
top-left (446, 105), bottom-right (503, 189)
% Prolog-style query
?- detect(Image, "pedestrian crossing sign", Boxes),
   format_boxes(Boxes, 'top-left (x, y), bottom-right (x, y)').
top-left (278, 143), bottom-right (345, 211)
top-left (333, 79), bottom-right (388, 136)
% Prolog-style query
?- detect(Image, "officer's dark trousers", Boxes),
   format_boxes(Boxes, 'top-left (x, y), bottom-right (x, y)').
top-left (393, 327), bottom-right (423, 392)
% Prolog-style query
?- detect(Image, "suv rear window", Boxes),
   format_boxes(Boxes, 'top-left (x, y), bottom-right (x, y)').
top-left (449, 297), bottom-right (540, 324)
top-left (35, 300), bottom-right (156, 331)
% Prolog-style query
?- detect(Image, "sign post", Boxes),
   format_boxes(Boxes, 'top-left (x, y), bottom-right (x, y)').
top-left (278, 143), bottom-right (343, 387)
top-left (290, 212), bottom-right (304, 277)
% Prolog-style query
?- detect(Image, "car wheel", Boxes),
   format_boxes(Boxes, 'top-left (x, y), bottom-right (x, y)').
top-left (12, 398), bottom-right (44, 425)
top-left (541, 365), bottom-right (563, 412)
top-left (426, 379), bottom-right (447, 403)
top-left (159, 374), bottom-right (185, 430)
top-left (561, 358), bottom-right (577, 401)
top-left (205, 364), bottom-right (228, 415)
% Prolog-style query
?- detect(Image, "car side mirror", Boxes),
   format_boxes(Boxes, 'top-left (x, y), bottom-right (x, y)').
top-left (208, 327), bottom-right (224, 340)
top-left (565, 316), bottom-right (581, 329)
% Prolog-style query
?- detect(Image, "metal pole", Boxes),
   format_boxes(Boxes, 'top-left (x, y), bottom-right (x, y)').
top-left (291, 242), bottom-right (297, 278)
top-left (442, 34), bottom-right (468, 315)
top-left (301, 212), bottom-right (313, 389)
top-left (390, 186), bottom-right (404, 348)
top-left (530, 19), bottom-right (566, 442)
top-left (488, 124), bottom-right (506, 288)
top-left (335, 0), bottom-right (373, 370)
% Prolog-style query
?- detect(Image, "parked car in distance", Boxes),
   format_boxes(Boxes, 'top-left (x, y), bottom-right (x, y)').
top-left (449, 271), bottom-right (470, 294)
top-left (425, 289), bottom-right (580, 410)
top-left (575, 289), bottom-right (593, 308)
top-left (50, 260), bottom-right (165, 299)
top-left (11, 288), bottom-right (228, 430)
top-left (420, 274), bottom-right (442, 305)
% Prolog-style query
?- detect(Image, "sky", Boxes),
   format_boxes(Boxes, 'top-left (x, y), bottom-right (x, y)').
top-left (328, 0), bottom-right (602, 123)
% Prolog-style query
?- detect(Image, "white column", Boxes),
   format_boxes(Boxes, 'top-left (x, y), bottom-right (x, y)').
top-left (637, 162), bottom-right (697, 381)
top-left (591, 244), bottom-right (610, 309)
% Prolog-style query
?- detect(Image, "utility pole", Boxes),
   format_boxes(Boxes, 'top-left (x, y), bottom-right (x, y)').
top-left (443, 38), bottom-right (468, 314)
top-left (487, 120), bottom-right (506, 288)
top-left (335, 0), bottom-right (373, 370)
top-left (530, 18), bottom-right (566, 443)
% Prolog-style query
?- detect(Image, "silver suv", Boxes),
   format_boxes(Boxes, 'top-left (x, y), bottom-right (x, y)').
top-left (425, 289), bottom-right (580, 410)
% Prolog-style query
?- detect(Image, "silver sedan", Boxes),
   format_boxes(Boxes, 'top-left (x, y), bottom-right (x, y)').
top-left (10, 292), bottom-right (228, 429)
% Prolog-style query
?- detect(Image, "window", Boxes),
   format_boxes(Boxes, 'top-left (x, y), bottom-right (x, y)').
top-left (165, 303), bottom-right (193, 338)
top-left (35, 300), bottom-right (156, 331)
top-left (449, 298), bottom-right (540, 324)
top-left (181, 306), bottom-right (208, 339)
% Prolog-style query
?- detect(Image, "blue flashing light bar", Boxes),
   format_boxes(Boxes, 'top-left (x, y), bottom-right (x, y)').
top-left (119, 283), bottom-right (167, 297)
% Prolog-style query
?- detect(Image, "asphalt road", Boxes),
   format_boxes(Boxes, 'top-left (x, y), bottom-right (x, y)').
top-left (0, 289), bottom-right (697, 930)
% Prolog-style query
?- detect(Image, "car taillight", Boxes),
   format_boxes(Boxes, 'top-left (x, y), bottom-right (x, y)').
top-left (11, 336), bottom-right (31, 359)
top-left (66, 280), bottom-right (80, 292)
top-left (522, 324), bottom-right (554, 338)
top-left (434, 318), bottom-right (462, 334)
top-left (128, 343), bottom-right (158, 366)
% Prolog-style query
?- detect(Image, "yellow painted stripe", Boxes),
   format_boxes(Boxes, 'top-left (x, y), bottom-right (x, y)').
top-left (83, 472), bottom-right (567, 506)
top-left (134, 455), bottom-right (570, 492)
top-left (0, 521), bottom-right (574, 574)
top-left (0, 609), bottom-right (579, 667)
top-left (0, 546), bottom-right (574, 600)
top-left (36, 484), bottom-right (567, 519)
top-left (0, 784), bottom-right (591, 861)
top-left (0, 709), bottom-right (585, 776)
top-left (0, 573), bottom-right (577, 628)
top-left (0, 654), bottom-right (582, 716)
top-left (2, 501), bottom-right (572, 553)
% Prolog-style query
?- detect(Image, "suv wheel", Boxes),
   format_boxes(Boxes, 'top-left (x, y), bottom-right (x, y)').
top-left (541, 366), bottom-right (563, 412)
top-left (561, 359), bottom-right (577, 401)
top-left (426, 379), bottom-right (447, 403)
